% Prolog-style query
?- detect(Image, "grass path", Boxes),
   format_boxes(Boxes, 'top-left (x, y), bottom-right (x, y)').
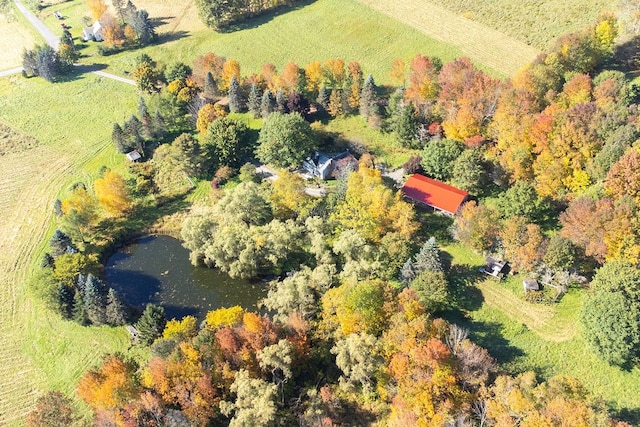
top-left (356, 0), bottom-right (541, 76)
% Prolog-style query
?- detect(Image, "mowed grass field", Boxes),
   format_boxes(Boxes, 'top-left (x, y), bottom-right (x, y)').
top-left (443, 243), bottom-right (640, 421)
top-left (0, 74), bottom-right (138, 425)
top-left (0, 6), bottom-right (40, 71)
top-left (422, 0), bottom-right (614, 50)
top-left (38, 0), bottom-right (497, 82)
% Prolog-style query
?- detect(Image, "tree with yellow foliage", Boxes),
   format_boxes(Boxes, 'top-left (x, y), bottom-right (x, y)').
top-left (86, 0), bottom-right (107, 20)
top-left (94, 170), bottom-right (131, 217)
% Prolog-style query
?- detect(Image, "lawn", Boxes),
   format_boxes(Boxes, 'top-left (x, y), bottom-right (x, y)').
top-left (37, 0), bottom-right (498, 83)
top-left (419, 0), bottom-right (614, 50)
top-left (0, 4), bottom-right (40, 71)
top-left (441, 241), bottom-right (640, 423)
top-left (0, 73), bottom-right (138, 425)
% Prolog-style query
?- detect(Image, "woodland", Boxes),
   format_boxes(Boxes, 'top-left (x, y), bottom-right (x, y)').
top-left (8, 0), bottom-right (640, 426)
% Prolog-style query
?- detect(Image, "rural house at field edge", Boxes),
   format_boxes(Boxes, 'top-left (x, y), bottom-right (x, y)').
top-left (81, 21), bottom-right (104, 42)
top-left (402, 174), bottom-right (468, 216)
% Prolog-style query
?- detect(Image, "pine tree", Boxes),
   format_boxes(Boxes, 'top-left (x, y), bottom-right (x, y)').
top-left (57, 284), bottom-right (74, 319)
top-left (316, 85), bottom-right (329, 110)
top-left (247, 83), bottom-right (261, 118)
top-left (204, 71), bottom-right (218, 100)
top-left (136, 303), bottom-right (166, 345)
top-left (41, 253), bottom-right (54, 269)
top-left (413, 237), bottom-right (443, 272)
top-left (395, 103), bottom-right (419, 148)
top-left (359, 74), bottom-right (378, 118)
top-left (49, 229), bottom-right (74, 258)
top-left (125, 115), bottom-right (143, 154)
top-left (112, 123), bottom-right (127, 153)
top-left (72, 288), bottom-right (88, 325)
top-left (261, 90), bottom-right (275, 118)
top-left (53, 199), bottom-right (63, 217)
top-left (399, 258), bottom-right (416, 285)
top-left (84, 274), bottom-right (106, 325)
top-left (106, 288), bottom-right (128, 326)
top-left (228, 75), bottom-right (243, 113)
top-left (138, 97), bottom-right (153, 140)
top-left (276, 89), bottom-right (288, 114)
top-left (153, 110), bottom-right (165, 140)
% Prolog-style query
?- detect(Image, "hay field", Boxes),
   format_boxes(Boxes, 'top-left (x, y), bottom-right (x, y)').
top-left (0, 14), bottom-right (38, 71)
top-left (0, 75), bottom-right (137, 425)
top-left (356, 0), bottom-right (541, 76)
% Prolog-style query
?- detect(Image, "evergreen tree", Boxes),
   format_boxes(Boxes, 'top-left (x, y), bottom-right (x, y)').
top-left (57, 284), bottom-right (74, 319)
top-left (138, 97), bottom-right (153, 140)
top-left (41, 253), bottom-right (54, 269)
top-left (72, 288), bottom-right (88, 326)
top-left (203, 71), bottom-right (218, 100)
top-left (53, 199), bottom-right (63, 217)
top-left (136, 303), bottom-right (166, 345)
top-left (112, 123), bottom-right (127, 153)
top-left (106, 288), bottom-right (128, 326)
top-left (153, 110), bottom-right (166, 140)
top-left (125, 115), bottom-right (143, 153)
top-left (287, 92), bottom-right (310, 119)
top-left (276, 89), bottom-right (288, 114)
top-left (84, 274), bottom-right (106, 325)
top-left (413, 237), bottom-right (444, 272)
top-left (261, 90), bottom-right (275, 118)
top-left (34, 44), bottom-right (59, 82)
top-left (49, 229), bottom-right (74, 258)
top-left (359, 74), bottom-right (378, 118)
top-left (399, 258), bottom-right (416, 285)
top-left (228, 75), bottom-right (243, 113)
top-left (396, 103), bottom-right (419, 148)
top-left (22, 48), bottom-right (37, 77)
top-left (130, 9), bottom-right (155, 45)
top-left (247, 83), bottom-right (261, 118)
top-left (58, 29), bottom-right (77, 67)
top-left (316, 85), bottom-right (329, 110)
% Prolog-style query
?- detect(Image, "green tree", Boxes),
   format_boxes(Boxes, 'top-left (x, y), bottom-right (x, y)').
top-left (316, 84), bottom-right (329, 110)
top-left (395, 102), bottom-right (419, 148)
top-left (106, 288), bottom-right (128, 326)
top-left (215, 181), bottom-right (273, 226)
top-left (132, 54), bottom-right (158, 93)
top-left (247, 83), bottom-right (261, 118)
top-left (450, 148), bottom-right (488, 195)
top-left (261, 89), bottom-right (275, 118)
top-left (84, 274), bottom-right (107, 325)
top-left (580, 260), bottom-right (640, 368)
top-left (136, 304), bottom-right (167, 345)
top-left (203, 71), bottom-right (218, 100)
top-left (420, 139), bottom-right (464, 181)
top-left (72, 288), bottom-right (88, 325)
top-left (58, 29), bottom-right (77, 66)
top-left (49, 229), bottom-right (74, 258)
top-left (331, 332), bottom-right (381, 395)
top-left (220, 369), bottom-right (277, 427)
top-left (228, 75), bottom-right (243, 113)
top-left (255, 112), bottom-right (317, 169)
top-left (496, 181), bottom-right (546, 221)
top-left (413, 236), bottom-right (444, 273)
top-left (410, 270), bottom-right (449, 312)
top-left (202, 117), bottom-right (253, 169)
top-left (544, 235), bottom-right (578, 272)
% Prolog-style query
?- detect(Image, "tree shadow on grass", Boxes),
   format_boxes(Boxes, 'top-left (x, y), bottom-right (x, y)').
top-left (219, 0), bottom-right (317, 33)
top-left (611, 407), bottom-right (640, 426)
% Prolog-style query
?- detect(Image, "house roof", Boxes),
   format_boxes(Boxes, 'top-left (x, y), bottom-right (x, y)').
top-left (402, 174), bottom-right (468, 214)
top-left (126, 150), bottom-right (141, 161)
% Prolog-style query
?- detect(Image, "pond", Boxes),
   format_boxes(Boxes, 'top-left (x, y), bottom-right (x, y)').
top-left (105, 235), bottom-right (266, 320)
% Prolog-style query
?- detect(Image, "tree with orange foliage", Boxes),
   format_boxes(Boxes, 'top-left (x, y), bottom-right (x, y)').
top-left (500, 216), bottom-right (546, 273)
top-left (94, 170), bottom-right (131, 217)
top-left (453, 201), bottom-right (499, 253)
top-left (604, 149), bottom-right (640, 205)
top-left (193, 52), bottom-right (226, 86)
top-left (405, 54), bottom-right (439, 107)
top-left (221, 60), bottom-right (241, 92)
top-left (77, 353), bottom-right (140, 416)
top-left (280, 61), bottom-right (301, 94)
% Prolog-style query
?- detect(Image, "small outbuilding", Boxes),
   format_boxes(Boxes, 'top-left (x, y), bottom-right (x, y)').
top-left (523, 279), bottom-right (540, 292)
top-left (401, 174), bottom-right (468, 216)
top-left (480, 257), bottom-right (508, 280)
top-left (125, 150), bottom-right (142, 162)
top-left (81, 21), bottom-right (104, 42)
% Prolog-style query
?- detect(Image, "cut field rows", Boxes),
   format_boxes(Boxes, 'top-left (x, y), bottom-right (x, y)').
top-left (356, 0), bottom-right (541, 76)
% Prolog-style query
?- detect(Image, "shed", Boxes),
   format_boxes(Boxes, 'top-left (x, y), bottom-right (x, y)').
top-left (125, 325), bottom-right (139, 342)
top-left (125, 150), bottom-right (142, 162)
top-left (81, 21), bottom-right (104, 42)
top-left (401, 174), bottom-right (468, 216)
top-left (480, 257), bottom-right (507, 280)
top-left (523, 279), bottom-right (540, 292)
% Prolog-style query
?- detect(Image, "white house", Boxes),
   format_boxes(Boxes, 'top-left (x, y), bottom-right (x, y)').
top-left (81, 21), bottom-right (104, 42)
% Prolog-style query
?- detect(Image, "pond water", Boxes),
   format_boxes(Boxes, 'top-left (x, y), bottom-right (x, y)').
top-left (105, 235), bottom-right (266, 320)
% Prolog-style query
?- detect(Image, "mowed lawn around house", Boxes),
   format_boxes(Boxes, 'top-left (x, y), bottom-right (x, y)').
top-left (37, 0), bottom-right (498, 82)
top-left (442, 242), bottom-right (640, 421)
top-left (0, 74), bottom-right (138, 425)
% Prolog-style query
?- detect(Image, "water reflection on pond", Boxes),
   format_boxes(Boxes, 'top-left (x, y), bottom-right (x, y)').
top-left (105, 235), bottom-right (265, 320)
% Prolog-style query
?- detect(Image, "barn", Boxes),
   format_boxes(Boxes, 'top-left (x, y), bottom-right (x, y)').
top-left (401, 174), bottom-right (469, 216)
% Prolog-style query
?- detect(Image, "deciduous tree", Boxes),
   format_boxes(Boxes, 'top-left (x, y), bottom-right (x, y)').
top-left (94, 170), bottom-right (131, 217)
top-left (256, 112), bottom-right (317, 169)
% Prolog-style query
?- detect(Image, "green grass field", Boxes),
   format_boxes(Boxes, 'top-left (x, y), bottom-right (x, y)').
top-left (0, 74), bottom-right (138, 425)
top-left (38, 0), bottom-right (498, 82)
top-left (422, 0), bottom-right (614, 50)
top-left (0, 3), bottom-right (41, 70)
